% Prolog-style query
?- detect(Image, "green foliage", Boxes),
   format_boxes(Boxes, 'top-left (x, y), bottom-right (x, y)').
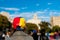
top-left (26, 23), bottom-right (38, 31)
top-left (39, 21), bottom-right (51, 32)
top-left (39, 21), bottom-right (50, 28)
top-left (52, 25), bottom-right (60, 32)
top-left (45, 27), bottom-right (51, 32)
top-left (0, 14), bottom-right (11, 30)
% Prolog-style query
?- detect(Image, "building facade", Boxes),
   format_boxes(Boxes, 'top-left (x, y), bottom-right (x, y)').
top-left (51, 16), bottom-right (60, 27)
top-left (27, 14), bottom-right (41, 29)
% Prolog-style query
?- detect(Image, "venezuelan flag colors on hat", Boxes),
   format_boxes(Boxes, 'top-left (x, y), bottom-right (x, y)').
top-left (13, 17), bottom-right (26, 29)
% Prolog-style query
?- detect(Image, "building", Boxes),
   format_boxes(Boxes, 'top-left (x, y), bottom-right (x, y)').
top-left (27, 14), bottom-right (41, 24)
top-left (27, 14), bottom-right (41, 29)
top-left (51, 16), bottom-right (60, 27)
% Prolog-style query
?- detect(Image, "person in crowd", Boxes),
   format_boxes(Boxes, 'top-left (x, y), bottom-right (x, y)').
top-left (2, 28), bottom-right (6, 40)
top-left (0, 31), bottom-right (3, 40)
top-left (32, 30), bottom-right (38, 40)
top-left (40, 28), bottom-right (49, 40)
top-left (58, 31), bottom-right (60, 38)
top-left (37, 30), bottom-right (40, 40)
top-left (2, 33), bottom-right (5, 40)
top-left (50, 32), bottom-right (54, 40)
top-left (5, 32), bottom-right (11, 40)
top-left (54, 31), bottom-right (59, 40)
top-left (28, 30), bottom-right (33, 36)
top-left (10, 30), bottom-right (33, 40)
top-left (16, 26), bottom-right (25, 31)
top-left (46, 32), bottom-right (50, 39)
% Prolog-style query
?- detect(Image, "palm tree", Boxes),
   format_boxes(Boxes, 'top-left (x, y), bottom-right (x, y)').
top-left (39, 21), bottom-right (51, 32)
top-left (39, 21), bottom-right (50, 28)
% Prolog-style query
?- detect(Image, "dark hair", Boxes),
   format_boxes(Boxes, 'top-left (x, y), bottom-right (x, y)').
top-left (17, 26), bottom-right (21, 28)
top-left (40, 29), bottom-right (45, 33)
top-left (28, 31), bottom-right (31, 34)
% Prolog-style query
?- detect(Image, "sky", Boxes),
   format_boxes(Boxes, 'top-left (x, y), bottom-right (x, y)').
top-left (0, 0), bottom-right (60, 22)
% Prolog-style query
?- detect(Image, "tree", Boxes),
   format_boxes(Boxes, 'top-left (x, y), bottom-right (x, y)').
top-left (0, 14), bottom-right (12, 31)
top-left (39, 21), bottom-right (51, 32)
top-left (39, 21), bottom-right (51, 28)
top-left (52, 25), bottom-right (60, 32)
top-left (26, 23), bottom-right (38, 31)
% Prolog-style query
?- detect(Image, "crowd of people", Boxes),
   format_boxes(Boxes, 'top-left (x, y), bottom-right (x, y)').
top-left (0, 30), bottom-right (11, 40)
top-left (0, 27), bottom-right (60, 40)
top-left (49, 31), bottom-right (60, 40)
top-left (28, 29), bottom-right (49, 40)
top-left (28, 29), bottom-right (60, 40)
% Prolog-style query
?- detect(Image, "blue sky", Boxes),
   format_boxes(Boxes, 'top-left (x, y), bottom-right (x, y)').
top-left (0, 0), bottom-right (60, 22)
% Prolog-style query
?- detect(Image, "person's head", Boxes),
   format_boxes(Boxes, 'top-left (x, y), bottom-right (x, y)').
top-left (54, 31), bottom-right (58, 34)
top-left (40, 29), bottom-right (45, 33)
top-left (32, 30), bottom-right (37, 33)
top-left (28, 31), bottom-right (33, 35)
top-left (28, 31), bottom-right (31, 34)
top-left (6, 31), bottom-right (11, 36)
top-left (58, 31), bottom-right (60, 33)
top-left (17, 26), bottom-right (20, 28)
top-left (23, 27), bottom-right (26, 32)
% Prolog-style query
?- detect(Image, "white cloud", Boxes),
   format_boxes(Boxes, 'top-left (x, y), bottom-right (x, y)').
top-left (44, 8), bottom-right (50, 12)
top-left (21, 7), bottom-right (27, 9)
top-left (35, 11), bottom-right (45, 14)
top-left (49, 11), bottom-right (60, 16)
top-left (10, 10), bottom-right (49, 19)
top-left (10, 12), bottom-right (34, 19)
top-left (9, 10), bottom-right (60, 22)
top-left (38, 16), bottom-right (50, 19)
top-left (0, 7), bottom-right (20, 11)
top-left (5, 8), bottom-right (20, 11)
top-left (48, 3), bottom-right (52, 5)
top-left (36, 3), bottom-right (40, 6)
top-left (10, 10), bottom-right (50, 20)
